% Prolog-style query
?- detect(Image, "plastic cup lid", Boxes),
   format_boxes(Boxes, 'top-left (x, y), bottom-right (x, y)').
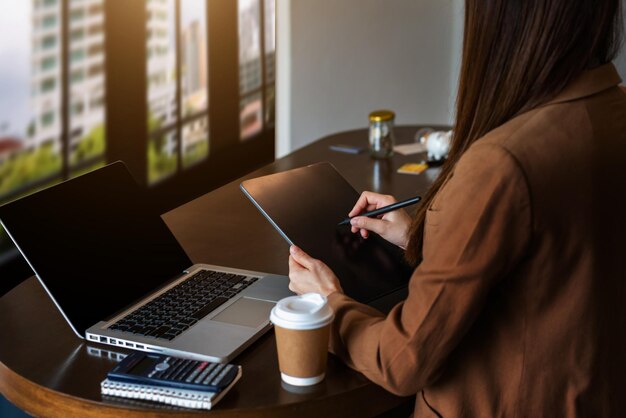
top-left (270, 293), bottom-right (334, 330)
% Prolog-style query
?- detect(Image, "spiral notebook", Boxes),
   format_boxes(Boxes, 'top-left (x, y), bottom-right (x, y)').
top-left (101, 366), bottom-right (242, 410)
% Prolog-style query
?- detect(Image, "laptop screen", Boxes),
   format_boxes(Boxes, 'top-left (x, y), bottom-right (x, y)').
top-left (0, 162), bottom-right (192, 337)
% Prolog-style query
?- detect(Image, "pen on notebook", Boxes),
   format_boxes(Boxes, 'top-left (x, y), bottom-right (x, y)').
top-left (337, 195), bottom-right (422, 226)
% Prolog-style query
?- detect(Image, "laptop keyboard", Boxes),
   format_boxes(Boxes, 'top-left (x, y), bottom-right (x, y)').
top-left (108, 269), bottom-right (258, 340)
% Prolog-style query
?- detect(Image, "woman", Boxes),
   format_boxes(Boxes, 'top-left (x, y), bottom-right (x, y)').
top-left (288, 0), bottom-right (626, 416)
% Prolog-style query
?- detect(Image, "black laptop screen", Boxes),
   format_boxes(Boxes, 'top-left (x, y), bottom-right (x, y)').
top-left (0, 162), bottom-right (192, 336)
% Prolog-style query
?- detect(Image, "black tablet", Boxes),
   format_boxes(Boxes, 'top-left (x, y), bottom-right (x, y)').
top-left (240, 162), bottom-right (412, 304)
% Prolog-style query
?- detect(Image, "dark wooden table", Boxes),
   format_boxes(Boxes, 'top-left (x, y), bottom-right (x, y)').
top-left (0, 126), bottom-right (445, 417)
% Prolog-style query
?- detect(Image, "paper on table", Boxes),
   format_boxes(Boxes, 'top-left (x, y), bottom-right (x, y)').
top-left (393, 142), bottom-right (427, 155)
top-left (397, 163), bottom-right (429, 175)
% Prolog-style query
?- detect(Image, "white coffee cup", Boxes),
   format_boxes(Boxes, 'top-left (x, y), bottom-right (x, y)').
top-left (270, 293), bottom-right (334, 386)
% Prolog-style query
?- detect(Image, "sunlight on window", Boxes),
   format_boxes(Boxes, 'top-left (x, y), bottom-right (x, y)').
top-left (181, 0), bottom-right (208, 117)
top-left (148, 129), bottom-right (178, 184)
top-left (238, 0), bottom-right (263, 141)
top-left (0, 0), bottom-right (62, 204)
top-left (68, 0), bottom-right (106, 173)
top-left (264, 0), bottom-right (275, 126)
top-left (182, 116), bottom-right (208, 168)
top-left (147, 0), bottom-right (179, 184)
top-left (181, 0), bottom-right (209, 167)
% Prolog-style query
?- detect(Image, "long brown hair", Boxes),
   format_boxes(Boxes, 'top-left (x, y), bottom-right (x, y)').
top-left (405, 0), bottom-right (623, 265)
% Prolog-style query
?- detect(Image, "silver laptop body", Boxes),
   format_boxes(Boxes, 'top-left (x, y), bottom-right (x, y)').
top-left (85, 264), bottom-right (291, 363)
top-left (0, 162), bottom-right (292, 363)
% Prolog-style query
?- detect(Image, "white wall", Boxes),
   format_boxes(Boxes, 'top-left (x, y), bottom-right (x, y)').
top-left (276, 1), bottom-right (625, 158)
top-left (277, 0), bottom-right (462, 157)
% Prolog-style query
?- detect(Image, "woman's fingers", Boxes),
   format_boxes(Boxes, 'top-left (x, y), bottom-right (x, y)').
top-left (348, 193), bottom-right (372, 217)
top-left (288, 254), bottom-right (303, 271)
top-left (351, 216), bottom-right (387, 236)
top-left (289, 245), bottom-right (317, 270)
top-left (288, 250), bottom-right (342, 296)
top-left (348, 192), bottom-right (395, 217)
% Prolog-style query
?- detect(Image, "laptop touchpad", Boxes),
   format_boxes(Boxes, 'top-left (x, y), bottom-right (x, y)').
top-left (211, 298), bottom-right (275, 328)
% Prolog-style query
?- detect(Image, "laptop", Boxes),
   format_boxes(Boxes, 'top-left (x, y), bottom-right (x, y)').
top-left (0, 161), bottom-right (292, 362)
top-left (240, 162), bottom-right (413, 305)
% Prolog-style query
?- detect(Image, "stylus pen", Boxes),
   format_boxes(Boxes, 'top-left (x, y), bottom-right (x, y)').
top-left (337, 195), bottom-right (422, 226)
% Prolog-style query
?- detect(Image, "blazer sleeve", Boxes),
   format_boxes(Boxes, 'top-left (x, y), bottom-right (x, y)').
top-left (327, 143), bottom-right (532, 396)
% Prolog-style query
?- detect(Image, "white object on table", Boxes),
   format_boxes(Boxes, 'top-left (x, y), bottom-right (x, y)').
top-left (427, 131), bottom-right (452, 161)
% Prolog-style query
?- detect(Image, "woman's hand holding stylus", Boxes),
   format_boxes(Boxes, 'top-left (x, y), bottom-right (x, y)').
top-left (349, 192), bottom-right (412, 249)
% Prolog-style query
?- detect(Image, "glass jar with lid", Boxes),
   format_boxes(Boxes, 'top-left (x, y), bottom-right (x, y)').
top-left (368, 110), bottom-right (395, 159)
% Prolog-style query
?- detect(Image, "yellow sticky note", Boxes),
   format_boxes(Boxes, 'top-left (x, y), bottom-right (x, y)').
top-left (397, 163), bottom-right (428, 175)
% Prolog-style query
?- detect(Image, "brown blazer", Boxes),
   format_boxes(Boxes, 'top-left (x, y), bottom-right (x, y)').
top-left (327, 64), bottom-right (626, 417)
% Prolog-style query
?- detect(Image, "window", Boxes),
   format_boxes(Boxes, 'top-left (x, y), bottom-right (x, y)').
top-left (41, 56), bottom-right (57, 71)
top-left (88, 43), bottom-right (104, 56)
top-left (40, 77), bottom-right (56, 92)
top-left (240, 92), bottom-right (262, 139)
top-left (69, 0), bottom-right (106, 172)
top-left (70, 69), bottom-right (84, 84)
top-left (41, 111), bottom-right (55, 126)
top-left (89, 3), bottom-right (103, 16)
top-left (181, 116), bottom-right (208, 168)
top-left (88, 23), bottom-right (103, 36)
top-left (88, 63), bottom-right (103, 77)
top-left (146, 0), bottom-right (179, 184)
top-left (70, 28), bottom-right (84, 41)
top-left (238, 0), bottom-right (275, 140)
top-left (0, 0), bottom-right (106, 208)
top-left (70, 48), bottom-right (85, 62)
top-left (42, 14), bottom-right (58, 29)
top-left (89, 93), bottom-right (104, 109)
top-left (0, 0), bottom-right (63, 211)
top-left (146, 0), bottom-right (210, 183)
top-left (264, 0), bottom-right (275, 126)
top-left (180, 0), bottom-right (209, 168)
top-left (71, 100), bottom-right (84, 116)
top-left (70, 8), bottom-right (85, 22)
top-left (42, 35), bottom-right (57, 49)
top-left (1, 0), bottom-right (276, 281)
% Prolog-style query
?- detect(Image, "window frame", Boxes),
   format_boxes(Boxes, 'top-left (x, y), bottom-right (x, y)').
top-left (0, 0), bottom-right (276, 283)
top-left (238, 0), bottom-right (273, 141)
